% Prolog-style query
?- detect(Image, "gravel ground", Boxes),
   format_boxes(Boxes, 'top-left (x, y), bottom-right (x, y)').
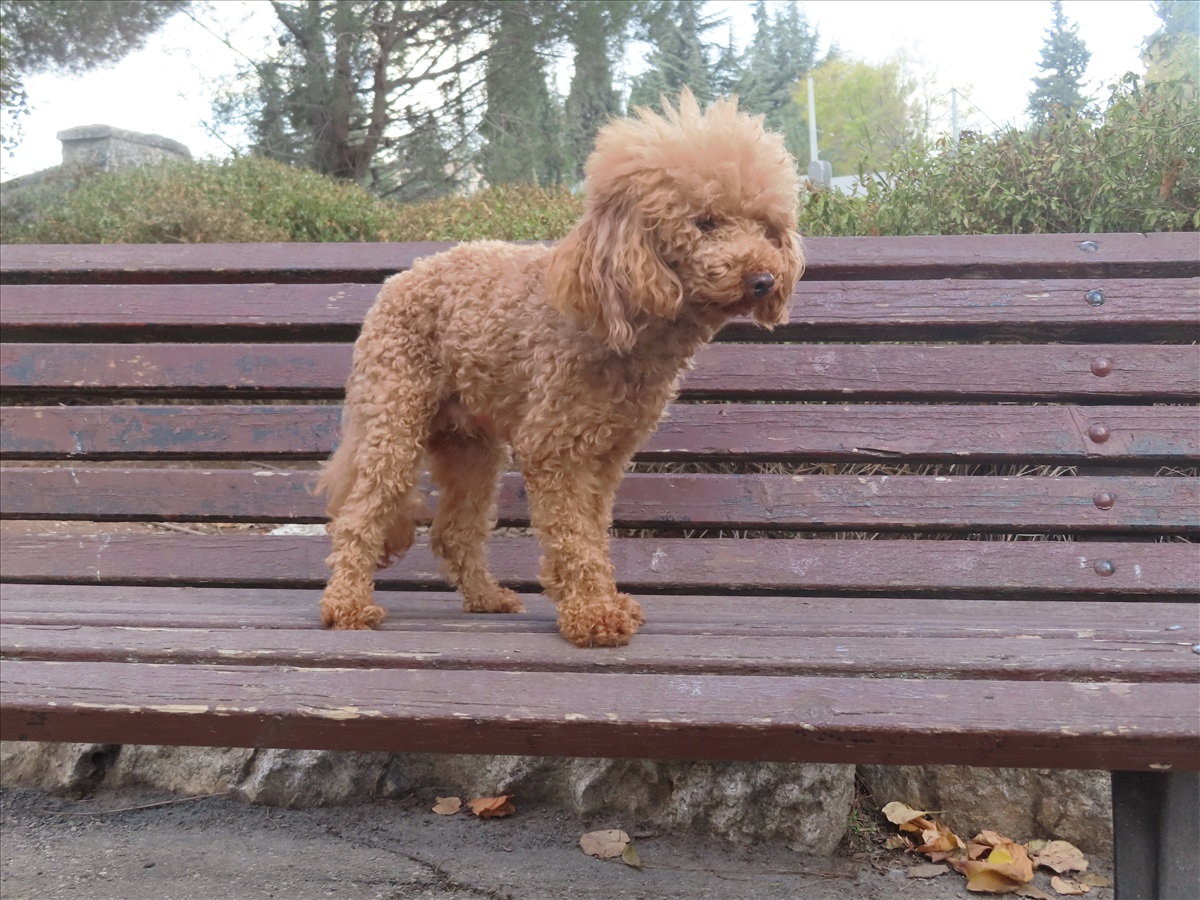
top-left (1, 787), bottom-right (1113, 900)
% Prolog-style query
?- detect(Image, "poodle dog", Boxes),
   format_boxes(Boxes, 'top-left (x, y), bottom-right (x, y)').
top-left (316, 90), bottom-right (804, 647)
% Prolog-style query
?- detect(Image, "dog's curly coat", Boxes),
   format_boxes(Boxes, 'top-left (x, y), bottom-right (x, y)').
top-left (317, 91), bottom-right (804, 647)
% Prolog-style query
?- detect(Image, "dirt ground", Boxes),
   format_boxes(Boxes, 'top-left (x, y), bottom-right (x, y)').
top-left (1, 787), bottom-right (1112, 900)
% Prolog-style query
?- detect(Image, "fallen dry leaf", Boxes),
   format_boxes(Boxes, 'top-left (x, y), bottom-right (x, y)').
top-left (1034, 840), bottom-right (1089, 874)
top-left (915, 818), bottom-right (967, 859)
top-left (968, 830), bottom-right (1018, 860)
top-left (907, 863), bottom-right (948, 879)
top-left (884, 834), bottom-right (914, 850)
top-left (1078, 874), bottom-right (1111, 888)
top-left (1026, 839), bottom-right (1049, 854)
top-left (431, 796), bottom-right (462, 816)
top-left (883, 801), bottom-right (930, 828)
top-left (467, 795), bottom-right (515, 818)
top-left (1050, 875), bottom-right (1090, 895)
top-left (579, 829), bottom-right (630, 860)
top-left (952, 835), bottom-right (1034, 894)
top-left (621, 843), bottom-right (643, 869)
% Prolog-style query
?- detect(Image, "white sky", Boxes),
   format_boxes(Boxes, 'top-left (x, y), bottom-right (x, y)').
top-left (0, 0), bottom-right (1163, 182)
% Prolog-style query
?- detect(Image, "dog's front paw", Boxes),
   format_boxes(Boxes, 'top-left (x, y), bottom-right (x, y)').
top-left (617, 592), bottom-right (645, 627)
top-left (320, 596), bottom-right (386, 630)
top-left (463, 585), bottom-right (526, 614)
top-left (559, 598), bottom-right (643, 648)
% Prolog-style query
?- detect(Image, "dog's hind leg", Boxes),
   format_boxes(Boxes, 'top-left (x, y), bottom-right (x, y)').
top-left (319, 362), bottom-right (436, 630)
top-left (427, 431), bottom-right (525, 614)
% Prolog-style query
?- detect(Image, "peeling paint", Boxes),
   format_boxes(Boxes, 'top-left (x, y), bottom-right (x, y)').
top-left (297, 705), bottom-right (379, 720)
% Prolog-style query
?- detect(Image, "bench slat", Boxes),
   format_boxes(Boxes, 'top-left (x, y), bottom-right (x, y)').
top-left (3, 659), bottom-right (1195, 770)
top-left (3, 533), bottom-right (1195, 597)
top-left (4, 623), bottom-right (1196, 682)
top-left (4, 586), bottom-right (1192, 640)
top-left (4, 279), bottom-right (1198, 342)
top-left (4, 468), bottom-right (1196, 534)
top-left (3, 233), bottom-right (1195, 283)
top-left (5, 342), bottom-right (1196, 402)
top-left (4, 404), bottom-right (1196, 463)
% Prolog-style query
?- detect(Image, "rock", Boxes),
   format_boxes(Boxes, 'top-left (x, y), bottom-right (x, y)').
top-left (106, 745), bottom-right (254, 795)
top-left (381, 753), bottom-right (854, 854)
top-left (238, 749), bottom-right (391, 807)
top-left (655, 761), bottom-right (853, 854)
top-left (0, 741), bottom-right (120, 794)
top-left (859, 765), bottom-right (1112, 856)
top-left (0, 739), bottom-right (853, 853)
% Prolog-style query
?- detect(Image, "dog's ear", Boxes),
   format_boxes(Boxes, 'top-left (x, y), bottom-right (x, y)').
top-left (546, 197), bottom-right (682, 353)
top-left (751, 231), bottom-right (804, 329)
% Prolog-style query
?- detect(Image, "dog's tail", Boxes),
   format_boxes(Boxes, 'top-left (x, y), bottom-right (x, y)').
top-left (314, 411), bottom-right (359, 518)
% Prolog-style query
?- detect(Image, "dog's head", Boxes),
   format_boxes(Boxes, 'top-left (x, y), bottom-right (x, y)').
top-left (546, 89), bottom-right (804, 353)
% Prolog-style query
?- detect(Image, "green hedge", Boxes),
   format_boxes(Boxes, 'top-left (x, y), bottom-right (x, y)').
top-left (4, 76), bottom-right (1194, 244)
top-left (802, 76), bottom-right (1198, 236)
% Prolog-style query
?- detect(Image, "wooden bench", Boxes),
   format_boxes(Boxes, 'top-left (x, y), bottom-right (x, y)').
top-left (2, 234), bottom-right (1197, 897)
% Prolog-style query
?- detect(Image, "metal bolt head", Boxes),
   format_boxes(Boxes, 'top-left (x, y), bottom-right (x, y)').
top-left (1085, 289), bottom-right (1106, 306)
top-left (1090, 356), bottom-right (1112, 377)
top-left (1093, 559), bottom-right (1116, 577)
top-left (1079, 240), bottom-right (1100, 253)
top-left (1088, 424), bottom-right (1111, 444)
top-left (1093, 490), bottom-right (1116, 510)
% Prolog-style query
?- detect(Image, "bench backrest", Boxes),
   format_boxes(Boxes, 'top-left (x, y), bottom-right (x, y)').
top-left (3, 235), bottom-right (1196, 606)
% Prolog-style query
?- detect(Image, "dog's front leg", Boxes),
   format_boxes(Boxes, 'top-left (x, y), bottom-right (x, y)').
top-left (522, 464), bottom-right (644, 647)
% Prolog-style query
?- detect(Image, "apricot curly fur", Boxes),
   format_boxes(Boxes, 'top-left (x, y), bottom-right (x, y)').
top-left (316, 90), bottom-right (804, 646)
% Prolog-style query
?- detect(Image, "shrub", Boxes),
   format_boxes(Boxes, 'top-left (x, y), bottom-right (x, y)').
top-left (8, 156), bottom-right (400, 244)
top-left (799, 75), bottom-right (1199, 236)
top-left (4, 76), bottom-right (1194, 243)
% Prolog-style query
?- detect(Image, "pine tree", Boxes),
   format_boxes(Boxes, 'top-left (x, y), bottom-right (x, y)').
top-left (710, 23), bottom-right (743, 99)
top-left (478, 1), bottom-right (564, 186)
top-left (563, 1), bottom-right (630, 181)
top-left (737, 1), bottom-right (822, 160)
top-left (1142, 0), bottom-right (1200, 84)
top-left (389, 108), bottom-right (457, 203)
top-left (628, 0), bottom-right (718, 110)
top-left (1027, 1), bottom-right (1093, 124)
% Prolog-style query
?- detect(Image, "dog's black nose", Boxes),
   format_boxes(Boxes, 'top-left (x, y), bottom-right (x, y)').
top-left (743, 271), bottom-right (775, 299)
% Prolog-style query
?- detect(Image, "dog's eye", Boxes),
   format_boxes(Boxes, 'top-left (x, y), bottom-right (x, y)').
top-left (695, 217), bottom-right (718, 233)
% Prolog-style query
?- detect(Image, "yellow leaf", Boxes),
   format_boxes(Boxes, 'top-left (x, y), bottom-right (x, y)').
top-left (621, 843), bottom-right (643, 869)
top-left (953, 838), bottom-right (1034, 894)
top-left (958, 861), bottom-right (1027, 893)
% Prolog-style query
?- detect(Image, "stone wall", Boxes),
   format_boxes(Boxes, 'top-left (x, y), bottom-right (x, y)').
top-left (0, 125), bottom-right (192, 228)
top-left (0, 741), bottom-right (1113, 856)
top-left (56, 124), bottom-right (191, 171)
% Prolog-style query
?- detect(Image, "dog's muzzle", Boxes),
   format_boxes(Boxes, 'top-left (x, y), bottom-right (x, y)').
top-left (742, 271), bottom-right (776, 301)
